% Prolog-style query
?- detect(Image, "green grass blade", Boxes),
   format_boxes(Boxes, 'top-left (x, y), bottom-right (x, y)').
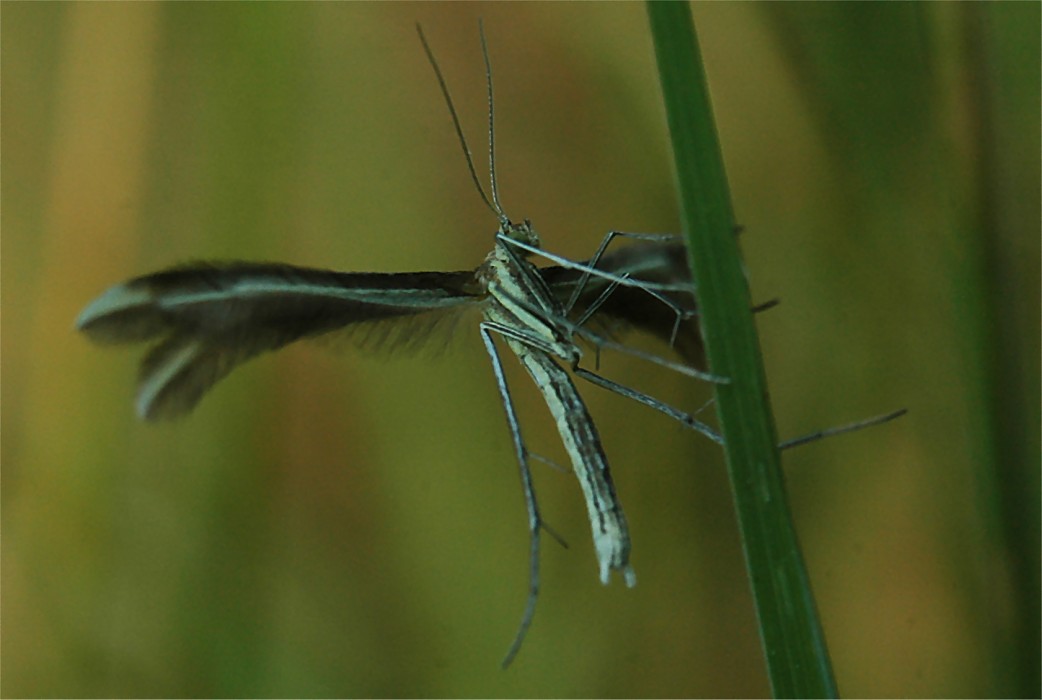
top-left (646, 3), bottom-right (837, 697)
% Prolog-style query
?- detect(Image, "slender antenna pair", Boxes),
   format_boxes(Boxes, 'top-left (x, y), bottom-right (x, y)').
top-left (416, 21), bottom-right (507, 229)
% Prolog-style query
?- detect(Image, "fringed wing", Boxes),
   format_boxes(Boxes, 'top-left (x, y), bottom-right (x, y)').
top-left (77, 262), bottom-right (482, 420)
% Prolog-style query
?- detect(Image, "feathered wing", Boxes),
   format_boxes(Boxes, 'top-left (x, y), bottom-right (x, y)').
top-left (78, 243), bottom-right (713, 420)
top-left (77, 262), bottom-right (483, 420)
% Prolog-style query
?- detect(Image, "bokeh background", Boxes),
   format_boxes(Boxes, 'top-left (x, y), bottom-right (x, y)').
top-left (3, 3), bottom-right (1038, 697)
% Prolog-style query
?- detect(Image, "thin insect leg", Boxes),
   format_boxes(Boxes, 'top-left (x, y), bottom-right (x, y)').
top-left (501, 235), bottom-right (692, 297)
top-left (778, 408), bottom-right (908, 451)
top-left (568, 271), bottom-right (681, 356)
top-left (572, 274), bottom-right (627, 330)
top-left (479, 323), bottom-right (545, 668)
top-left (528, 450), bottom-right (570, 476)
top-left (501, 234), bottom-right (698, 351)
top-left (487, 287), bottom-right (728, 385)
top-left (571, 290), bottom-right (778, 377)
top-left (572, 322), bottom-right (726, 383)
top-left (574, 367), bottom-right (724, 446)
top-left (508, 344), bottom-right (636, 585)
top-left (483, 315), bottom-right (636, 578)
top-left (483, 318), bottom-right (638, 664)
top-left (693, 395), bottom-right (716, 417)
top-left (556, 230), bottom-right (692, 348)
top-left (503, 243), bottom-right (674, 373)
top-left (481, 320), bottom-right (563, 356)
top-left (564, 230), bottom-right (684, 314)
top-left (483, 324), bottom-right (572, 548)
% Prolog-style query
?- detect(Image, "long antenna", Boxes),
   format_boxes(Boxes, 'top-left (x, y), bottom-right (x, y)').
top-left (415, 23), bottom-right (508, 227)
top-left (478, 19), bottom-right (506, 220)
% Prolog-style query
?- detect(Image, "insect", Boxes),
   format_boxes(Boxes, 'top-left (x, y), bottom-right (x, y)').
top-left (77, 23), bottom-right (904, 666)
top-left (76, 22), bottom-right (731, 666)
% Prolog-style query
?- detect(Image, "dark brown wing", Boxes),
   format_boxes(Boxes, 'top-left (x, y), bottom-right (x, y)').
top-left (77, 262), bottom-right (483, 419)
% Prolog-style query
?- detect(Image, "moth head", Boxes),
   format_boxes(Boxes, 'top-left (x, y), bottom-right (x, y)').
top-left (500, 218), bottom-right (540, 248)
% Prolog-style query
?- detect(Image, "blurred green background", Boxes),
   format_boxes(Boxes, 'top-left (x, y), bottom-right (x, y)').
top-left (3, 3), bottom-right (1038, 697)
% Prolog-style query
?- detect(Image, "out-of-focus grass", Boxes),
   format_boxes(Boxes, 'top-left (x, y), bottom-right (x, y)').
top-left (2, 3), bottom-right (1037, 697)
